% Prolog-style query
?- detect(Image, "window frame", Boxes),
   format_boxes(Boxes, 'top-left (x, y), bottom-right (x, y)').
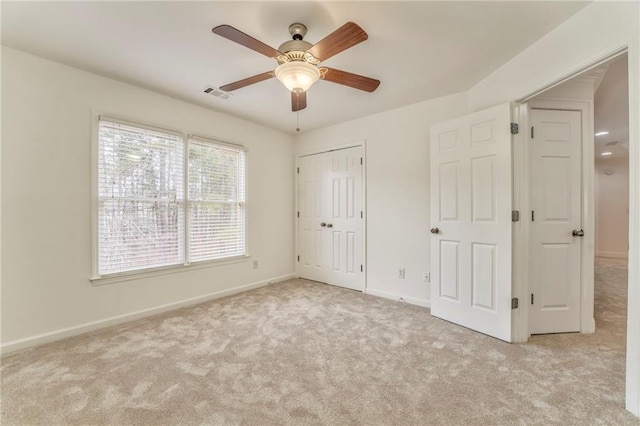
top-left (90, 113), bottom-right (249, 284)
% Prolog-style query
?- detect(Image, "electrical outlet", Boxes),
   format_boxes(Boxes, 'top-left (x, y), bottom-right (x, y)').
top-left (398, 268), bottom-right (405, 279)
top-left (252, 260), bottom-right (259, 269)
top-left (423, 272), bottom-right (430, 282)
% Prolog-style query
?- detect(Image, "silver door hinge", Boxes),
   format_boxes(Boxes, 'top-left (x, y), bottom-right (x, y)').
top-left (511, 298), bottom-right (519, 309)
top-left (512, 210), bottom-right (520, 222)
top-left (510, 123), bottom-right (519, 135)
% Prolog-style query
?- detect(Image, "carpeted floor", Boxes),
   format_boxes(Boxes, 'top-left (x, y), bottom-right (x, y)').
top-left (1, 258), bottom-right (638, 425)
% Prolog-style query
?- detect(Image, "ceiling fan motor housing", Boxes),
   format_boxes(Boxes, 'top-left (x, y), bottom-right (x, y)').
top-left (277, 23), bottom-right (320, 65)
top-left (278, 40), bottom-right (313, 62)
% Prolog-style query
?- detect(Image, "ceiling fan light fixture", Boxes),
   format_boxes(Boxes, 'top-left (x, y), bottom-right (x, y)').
top-left (274, 60), bottom-right (320, 93)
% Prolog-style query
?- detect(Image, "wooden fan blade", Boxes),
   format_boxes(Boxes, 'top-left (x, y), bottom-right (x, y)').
top-left (220, 71), bottom-right (274, 92)
top-left (292, 91), bottom-right (307, 111)
top-left (307, 22), bottom-right (368, 62)
top-left (322, 68), bottom-right (380, 92)
top-left (212, 25), bottom-right (282, 59)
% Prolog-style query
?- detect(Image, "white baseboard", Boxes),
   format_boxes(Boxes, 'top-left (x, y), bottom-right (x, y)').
top-left (596, 251), bottom-right (628, 259)
top-left (1, 273), bottom-right (296, 355)
top-left (365, 288), bottom-right (431, 308)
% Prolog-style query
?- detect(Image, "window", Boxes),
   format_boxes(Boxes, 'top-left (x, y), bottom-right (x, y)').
top-left (187, 137), bottom-right (246, 262)
top-left (96, 117), bottom-right (246, 277)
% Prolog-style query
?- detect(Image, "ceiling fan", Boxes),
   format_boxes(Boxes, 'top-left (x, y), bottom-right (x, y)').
top-left (211, 22), bottom-right (381, 112)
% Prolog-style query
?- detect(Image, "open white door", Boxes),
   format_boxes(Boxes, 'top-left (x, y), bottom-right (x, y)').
top-left (429, 103), bottom-right (513, 342)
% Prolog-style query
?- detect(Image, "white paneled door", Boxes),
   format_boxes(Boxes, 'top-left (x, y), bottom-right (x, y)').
top-left (298, 146), bottom-right (363, 291)
top-left (529, 109), bottom-right (582, 334)
top-left (430, 103), bottom-right (513, 342)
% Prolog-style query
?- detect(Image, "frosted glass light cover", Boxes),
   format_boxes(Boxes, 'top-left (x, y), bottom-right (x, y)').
top-left (275, 61), bottom-right (320, 93)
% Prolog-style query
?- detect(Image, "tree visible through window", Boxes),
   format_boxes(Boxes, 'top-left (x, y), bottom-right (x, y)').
top-left (97, 118), bottom-right (246, 276)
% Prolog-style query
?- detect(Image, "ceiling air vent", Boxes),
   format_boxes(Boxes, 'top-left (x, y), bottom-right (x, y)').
top-left (203, 86), bottom-right (232, 100)
top-left (605, 141), bottom-right (619, 146)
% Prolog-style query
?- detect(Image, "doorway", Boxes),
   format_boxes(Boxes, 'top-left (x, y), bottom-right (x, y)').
top-left (523, 53), bottom-right (629, 336)
top-left (510, 46), bottom-right (638, 415)
top-left (296, 145), bottom-right (365, 291)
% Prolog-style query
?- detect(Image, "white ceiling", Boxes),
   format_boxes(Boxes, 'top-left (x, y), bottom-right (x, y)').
top-left (594, 56), bottom-right (629, 159)
top-left (1, 1), bottom-right (589, 134)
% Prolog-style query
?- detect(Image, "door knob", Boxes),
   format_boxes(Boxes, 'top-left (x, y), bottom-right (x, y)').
top-left (572, 229), bottom-right (585, 237)
top-left (430, 227), bottom-right (440, 234)
top-left (327, 223), bottom-right (333, 228)
top-left (320, 222), bottom-right (326, 227)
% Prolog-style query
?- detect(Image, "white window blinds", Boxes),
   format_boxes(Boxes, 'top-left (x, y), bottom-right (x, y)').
top-left (188, 138), bottom-right (246, 262)
top-left (97, 118), bottom-right (246, 277)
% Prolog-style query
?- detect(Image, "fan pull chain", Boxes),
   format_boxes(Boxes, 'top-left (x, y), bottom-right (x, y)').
top-left (296, 111), bottom-right (300, 132)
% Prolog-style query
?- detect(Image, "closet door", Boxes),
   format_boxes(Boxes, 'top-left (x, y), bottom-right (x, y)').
top-left (298, 146), bottom-right (364, 291)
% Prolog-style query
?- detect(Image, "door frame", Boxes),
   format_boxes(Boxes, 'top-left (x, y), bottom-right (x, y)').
top-left (511, 40), bottom-right (639, 415)
top-left (294, 141), bottom-right (367, 292)
top-left (513, 52), bottom-right (621, 342)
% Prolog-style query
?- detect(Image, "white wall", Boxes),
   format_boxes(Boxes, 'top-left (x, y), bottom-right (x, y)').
top-left (1, 47), bottom-right (295, 349)
top-left (468, 2), bottom-right (637, 111)
top-left (294, 93), bottom-right (468, 306)
top-left (595, 157), bottom-right (630, 258)
top-left (468, 1), bottom-right (639, 415)
top-left (592, 57), bottom-right (629, 260)
top-left (534, 79), bottom-right (594, 102)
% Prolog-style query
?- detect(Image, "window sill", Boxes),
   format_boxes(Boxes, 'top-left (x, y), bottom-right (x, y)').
top-left (90, 255), bottom-right (250, 286)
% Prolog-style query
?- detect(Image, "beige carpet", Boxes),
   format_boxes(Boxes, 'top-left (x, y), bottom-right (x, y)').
top-left (2, 258), bottom-right (638, 425)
